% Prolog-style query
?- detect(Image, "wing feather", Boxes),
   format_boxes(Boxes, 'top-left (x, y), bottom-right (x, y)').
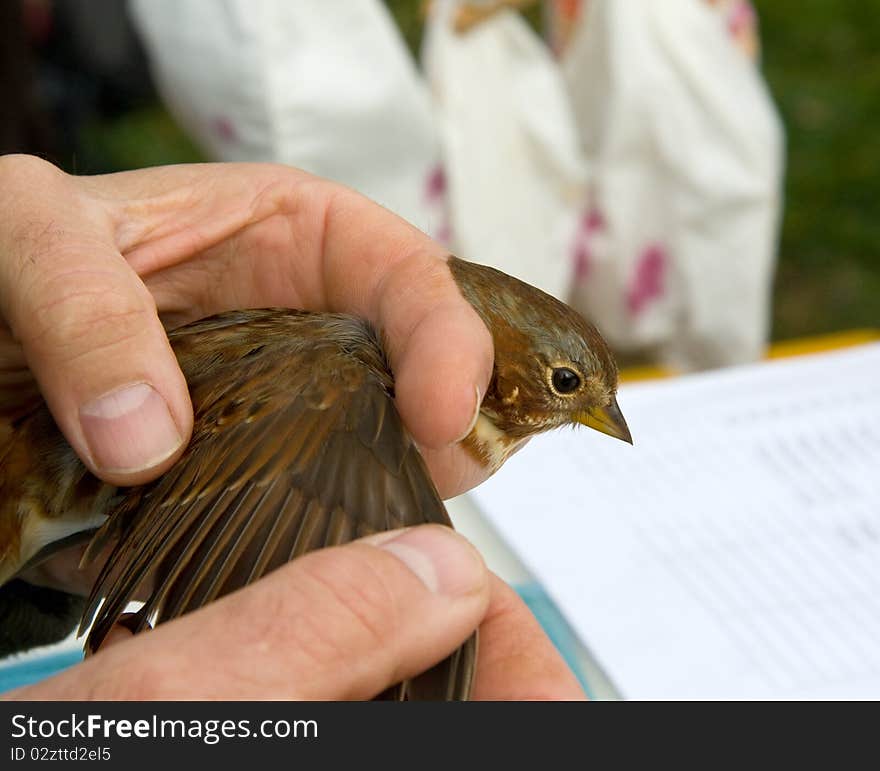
top-left (81, 311), bottom-right (475, 699)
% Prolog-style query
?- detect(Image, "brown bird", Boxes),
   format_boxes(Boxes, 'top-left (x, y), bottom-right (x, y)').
top-left (0, 256), bottom-right (631, 699)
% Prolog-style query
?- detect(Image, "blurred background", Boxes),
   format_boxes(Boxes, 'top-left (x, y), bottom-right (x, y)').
top-left (0, 0), bottom-right (876, 701)
top-left (2, 0), bottom-right (876, 348)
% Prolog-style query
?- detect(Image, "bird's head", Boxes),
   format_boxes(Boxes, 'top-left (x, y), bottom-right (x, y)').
top-left (449, 256), bottom-right (632, 470)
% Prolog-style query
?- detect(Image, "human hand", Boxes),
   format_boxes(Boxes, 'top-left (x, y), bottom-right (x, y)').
top-left (3, 526), bottom-right (585, 700)
top-left (0, 155), bottom-right (494, 594)
top-left (0, 154), bottom-right (492, 492)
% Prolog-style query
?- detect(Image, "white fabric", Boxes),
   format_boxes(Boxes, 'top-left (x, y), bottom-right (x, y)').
top-left (128, 0), bottom-right (441, 232)
top-left (422, 0), bottom-right (587, 299)
top-left (130, 0), bottom-right (783, 369)
top-left (563, 0), bottom-right (784, 369)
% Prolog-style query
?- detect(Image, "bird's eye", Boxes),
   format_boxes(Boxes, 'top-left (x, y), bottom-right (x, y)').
top-left (551, 367), bottom-right (581, 395)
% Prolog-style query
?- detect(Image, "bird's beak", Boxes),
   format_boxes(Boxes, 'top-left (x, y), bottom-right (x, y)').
top-left (574, 397), bottom-right (633, 444)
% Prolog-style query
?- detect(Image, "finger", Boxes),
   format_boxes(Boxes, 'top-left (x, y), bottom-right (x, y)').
top-left (6, 526), bottom-right (489, 700)
top-left (97, 165), bottom-right (495, 452)
top-left (17, 543), bottom-right (94, 596)
top-left (0, 155), bottom-right (192, 485)
top-left (472, 576), bottom-right (586, 701)
top-left (418, 442), bottom-right (490, 500)
top-left (98, 613), bottom-right (146, 649)
top-left (17, 540), bottom-right (150, 600)
top-left (319, 190), bottom-right (494, 451)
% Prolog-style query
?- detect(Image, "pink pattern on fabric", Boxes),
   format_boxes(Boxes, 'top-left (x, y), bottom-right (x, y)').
top-left (727, 0), bottom-right (756, 39)
top-left (570, 205), bottom-right (605, 284)
top-left (435, 221), bottom-right (452, 245)
top-left (627, 243), bottom-right (667, 316)
top-left (424, 163), bottom-right (447, 202)
top-left (585, 206), bottom-right (605, 233)
top-left (424, 163), bottom-right (453, 245)
top-left (211, 116), bottom-right (238, 143)
top-left (573, 242), bottom-right (591, 282)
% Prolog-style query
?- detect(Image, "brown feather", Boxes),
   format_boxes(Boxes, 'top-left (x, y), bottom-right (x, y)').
top-left (0, 257), bottom-right (627, 701)
top-left (72, 309), bottom-right (473, 699)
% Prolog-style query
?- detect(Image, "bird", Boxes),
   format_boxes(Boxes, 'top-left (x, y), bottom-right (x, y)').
top-left (0, 255), bottom-right (631, 699)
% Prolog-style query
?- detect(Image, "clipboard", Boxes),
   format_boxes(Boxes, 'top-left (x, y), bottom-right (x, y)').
top-left (450, 328), bottom-right (880, 698)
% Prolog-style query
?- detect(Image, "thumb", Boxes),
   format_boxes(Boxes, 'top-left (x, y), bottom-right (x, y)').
top-left (0, 156), bottom-right (192, 485)
top-left (6, 526), bottom-right (490, 700)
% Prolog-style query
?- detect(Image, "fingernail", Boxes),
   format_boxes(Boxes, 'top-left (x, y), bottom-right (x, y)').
top-left (365, 525), bottom-right (485, 596)
top-left (79, 383), bottom-right (184, 474)
top-left (452, 384), bottom-right (482, 445)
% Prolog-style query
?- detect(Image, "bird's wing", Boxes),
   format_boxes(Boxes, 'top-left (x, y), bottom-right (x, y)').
top-left (80, 312), bottom-right (475, 700)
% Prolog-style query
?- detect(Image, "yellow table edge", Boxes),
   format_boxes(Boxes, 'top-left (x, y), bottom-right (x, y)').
top-left (620, 328), bottom-right (880, 383)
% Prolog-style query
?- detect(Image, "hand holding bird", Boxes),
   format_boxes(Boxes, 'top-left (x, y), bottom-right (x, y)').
top-left (0, 157), bottom-right (627, 700)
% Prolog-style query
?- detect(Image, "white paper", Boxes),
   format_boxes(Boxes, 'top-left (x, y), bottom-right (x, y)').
top-left (471, 343), bottom-right (880, 699)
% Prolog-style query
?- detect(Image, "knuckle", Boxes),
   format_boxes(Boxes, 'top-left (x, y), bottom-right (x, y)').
top-left (229, 547), bottom-right (402, 674)
top-left (0, 153), bottom-right (60, 183)
top-left (299, 547), bottom-right (401, 650)
top-left (17, 265), bottom-right (156, 360)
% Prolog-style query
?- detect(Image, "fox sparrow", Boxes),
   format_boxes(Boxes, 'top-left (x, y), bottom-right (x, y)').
top-left (0, 256), bottom-right (630, 699)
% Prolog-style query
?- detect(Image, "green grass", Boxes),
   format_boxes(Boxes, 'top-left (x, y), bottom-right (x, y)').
top-left (758, 0), bottom-right (880, 338)
top-left (88, 1), bottom-right (878, 341)
top-left (78, 105), bottom-right (204, 173)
